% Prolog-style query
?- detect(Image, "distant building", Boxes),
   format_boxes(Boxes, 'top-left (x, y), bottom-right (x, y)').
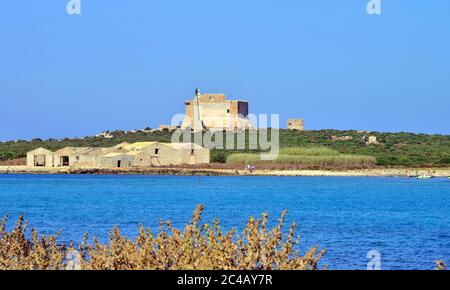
top-left (158, 125), bottom-right (180, 131)
top-left (331, 135), bottom-right (353, 141)
top-left (100, 142), bottom-right (209, 167)
top-left (26, 142), bottom-right (210, 169)
top-left (366, 136), bottom-right (379, 145)
top-left (181, 90), bottom-right (252, 131)
top-left (53, 147), bottom-right (112, 167)
top-left (288, 119), bottom-right (304, 131)
top-left (26, 148), bottom-right (54, 168)
top-left (96, 131), bottom-right (114, 139)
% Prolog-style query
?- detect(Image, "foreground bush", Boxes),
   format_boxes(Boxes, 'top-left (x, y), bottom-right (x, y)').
top-left (0, 206), bottom-right (324, 270)
top-left (0, 216), bottom-right (65, 270)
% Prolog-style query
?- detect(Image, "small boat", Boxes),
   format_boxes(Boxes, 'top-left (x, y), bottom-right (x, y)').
top-left (417, 175), bottom-right (432, 179)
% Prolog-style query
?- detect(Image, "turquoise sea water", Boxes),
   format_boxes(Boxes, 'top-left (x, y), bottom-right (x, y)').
top-left (0, 174), bottom-right (449, 270)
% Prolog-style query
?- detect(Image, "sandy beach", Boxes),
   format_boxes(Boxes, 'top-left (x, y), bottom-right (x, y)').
top-left (1, 165), bottom-right (449, 177)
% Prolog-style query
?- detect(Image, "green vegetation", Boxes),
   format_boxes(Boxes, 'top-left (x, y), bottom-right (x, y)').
top-left (227, 146), bottom-right (375, 169)
top-left (227, 153), bottom-right (376, 169)
top-left (1, 129), bottom-right (449, 167)
top-left (279, 146), bottom-right (339, 156)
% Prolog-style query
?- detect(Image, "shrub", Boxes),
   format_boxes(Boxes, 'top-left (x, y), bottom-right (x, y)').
top-left (376, 156), bottom-right (398, 166)
top-left (0, 216), bottom-right (65, 270)
top-left (0, 206), bottom-right (324, 270)
top-left (0, 152), bottom-right (13, 161)
top-left (211, 150), bottom-right (228, 163)
top-left (440, 157), bottom-right (450, 164)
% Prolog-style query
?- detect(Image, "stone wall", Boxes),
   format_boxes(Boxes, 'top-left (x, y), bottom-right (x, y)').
top-left (100, 154), bottom-right (135, 168)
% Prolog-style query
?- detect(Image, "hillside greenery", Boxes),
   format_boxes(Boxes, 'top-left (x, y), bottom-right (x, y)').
top-left (0, 129), bottom-right (449, 167)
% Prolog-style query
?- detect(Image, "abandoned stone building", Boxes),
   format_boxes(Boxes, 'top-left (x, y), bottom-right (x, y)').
top-left (181, 90), bottom-right (253, 131)
top-left (99, 142), bottom-right (209, 168)
top-left (26, 148), bottom-right (54, 168)
top-left (26, 142), bottom-right (210, 169)
top-left (53, 147), bottom-right (113, 167)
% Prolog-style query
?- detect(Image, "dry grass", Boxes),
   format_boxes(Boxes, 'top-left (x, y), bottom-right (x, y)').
top-left (0, 206), bottom-right (324, 270)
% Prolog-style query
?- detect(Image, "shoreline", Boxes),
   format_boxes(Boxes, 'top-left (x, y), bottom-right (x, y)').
top-left (1, 165), bottom-right (449, 177)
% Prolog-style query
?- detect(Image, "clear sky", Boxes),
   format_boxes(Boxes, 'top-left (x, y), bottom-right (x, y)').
top-left (1, 1), bottom-right (449, 140)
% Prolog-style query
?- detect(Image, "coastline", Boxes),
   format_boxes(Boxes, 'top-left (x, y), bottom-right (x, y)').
top-left (1, 165), bottom-right (449, 177)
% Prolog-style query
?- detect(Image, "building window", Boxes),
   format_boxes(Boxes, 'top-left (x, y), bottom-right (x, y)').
top-left (62, 156), bottom-right (69, 166)
top-left (155, 148), bottom-right (159, 155)
top-left (76, 156), bottom-right (80, 160)
top-left (227, 109), bottom-right (230, 113)
top-left (191, 149), bottom-right (195, 155)
top-left (34, 155), bottom-right (46, 167)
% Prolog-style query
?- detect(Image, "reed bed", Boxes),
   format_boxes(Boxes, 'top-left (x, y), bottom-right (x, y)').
top-left (227, 153), bottom-right (376, 169)
top-left (0, 205), bottom-right (324, 270)
top-left (279, 147), bottom-right (340, 156)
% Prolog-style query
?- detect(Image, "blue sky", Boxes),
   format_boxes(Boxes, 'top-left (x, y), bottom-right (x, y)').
top-left (1, 1), bottom-right (449, 140)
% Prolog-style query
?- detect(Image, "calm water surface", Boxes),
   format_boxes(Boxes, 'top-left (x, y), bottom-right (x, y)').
top-left (0, 174), bottom-right (449, 270)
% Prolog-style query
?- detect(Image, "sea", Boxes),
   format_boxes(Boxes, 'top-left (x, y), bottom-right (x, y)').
top-left (0, 174), bottom-right (449, 270)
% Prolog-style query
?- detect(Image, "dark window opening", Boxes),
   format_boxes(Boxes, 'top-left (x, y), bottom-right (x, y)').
top-left (191, 149), bottom-right (195, 155)
top-left (62, 156), bottom-right (69, 166)
top-left (227, 109), bottom-right (230, 113)
top-left (117, 160), bottom-right (121, 168)
top-left (155, 148), bottom-right (159, 155)
top-left (34, 155), bottom-right (46, 167)
top-left (76, 156), bottom-right (80, 160)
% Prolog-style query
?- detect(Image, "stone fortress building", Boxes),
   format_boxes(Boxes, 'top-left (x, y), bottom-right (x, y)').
top-left (181, 89), bottom-right (253, 131)
top-left (27, 142), bottom-right (210, 169)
